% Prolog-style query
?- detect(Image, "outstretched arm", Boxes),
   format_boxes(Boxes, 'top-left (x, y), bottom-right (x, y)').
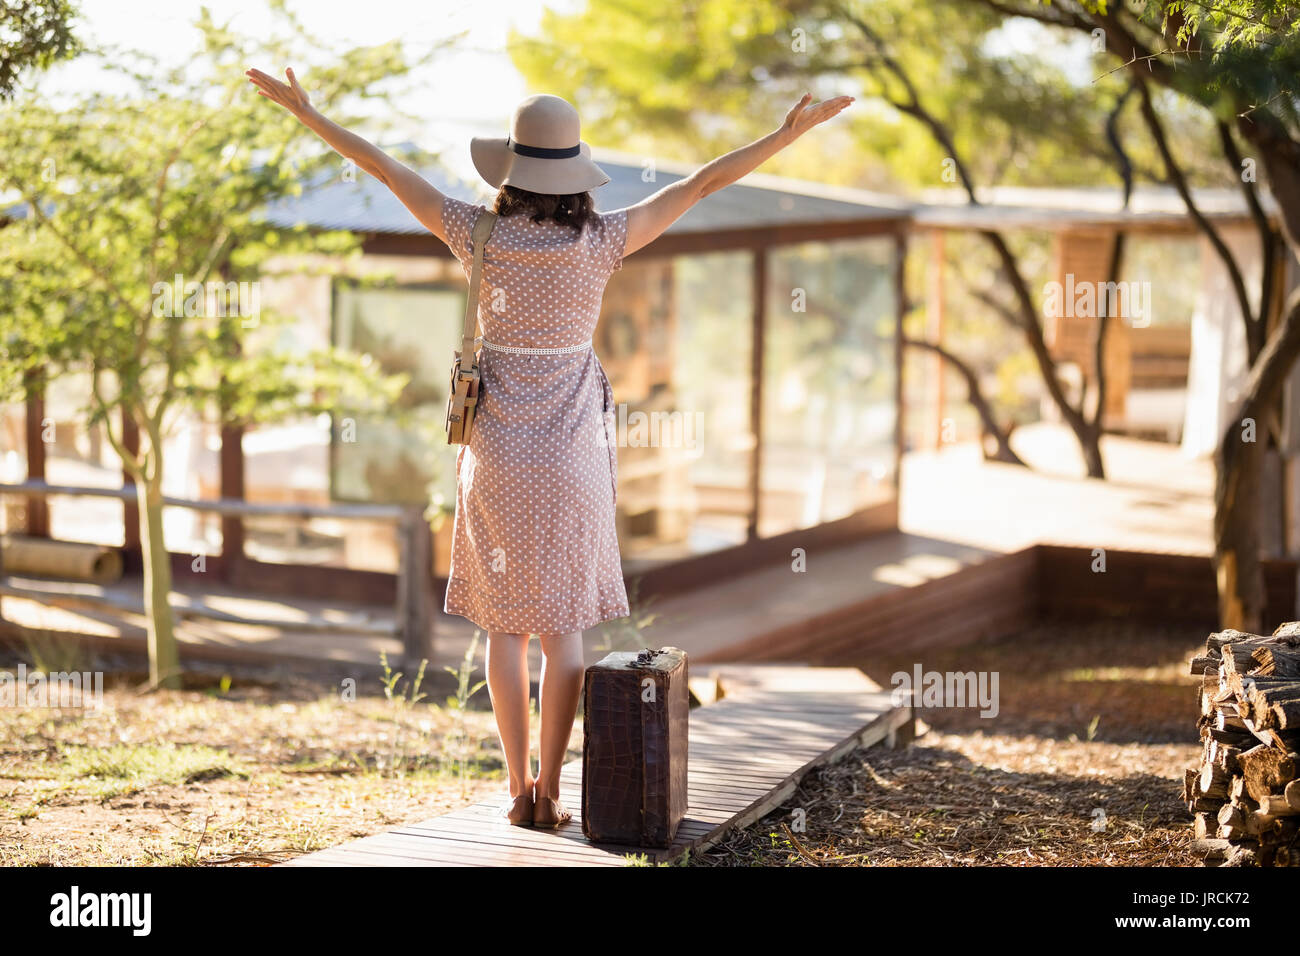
top-left (245, 67), bottom-right (453, 246)
top-left (623, 93), bottom-right (854, 257)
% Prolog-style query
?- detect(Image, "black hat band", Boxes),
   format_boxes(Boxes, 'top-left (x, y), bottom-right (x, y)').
top-left (506, 136), bottom-right (581, 159)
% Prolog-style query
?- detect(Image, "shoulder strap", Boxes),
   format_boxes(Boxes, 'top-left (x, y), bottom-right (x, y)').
top-left (459, 208), bottom-right (498, 372)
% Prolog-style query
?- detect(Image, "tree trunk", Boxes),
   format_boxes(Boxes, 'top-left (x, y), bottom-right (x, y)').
top-left (137, 466), bottom-right (180, 689)
top-left (901, 336), bottom-right (1028, 466)
top-left (1213, 291), bottom-right (1300, 632)
top-left (1215, 423), bottom-right (1268, 634)
top-left (1079, 425), bottom-right (1105, 480)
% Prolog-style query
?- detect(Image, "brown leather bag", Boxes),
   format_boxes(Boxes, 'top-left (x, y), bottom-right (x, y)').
top-left (444, 208), bottom-right (498, 445)
top-left (581, 647), bottom-right (689, 847)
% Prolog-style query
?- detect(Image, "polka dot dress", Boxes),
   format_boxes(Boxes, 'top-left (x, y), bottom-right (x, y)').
top-left (440, 194), bottom-right (630, 635)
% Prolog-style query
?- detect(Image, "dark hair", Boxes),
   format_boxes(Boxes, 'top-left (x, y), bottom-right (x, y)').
top-left (492, 184), bottom-right (595, 232)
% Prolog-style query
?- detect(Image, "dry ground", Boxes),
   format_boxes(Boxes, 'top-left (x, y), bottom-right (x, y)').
top-left (3, 614), bottom-right (1207, 866)
top-left (694, 615), bottom-right (1205, 866)
top-left (0, 647), bottom-right (526, 866)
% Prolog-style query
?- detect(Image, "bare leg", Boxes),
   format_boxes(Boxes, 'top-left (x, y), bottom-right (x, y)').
top-left (485, 630), bottom-right (533, 798)
top-left (535, 630), bottom-right (585, 802)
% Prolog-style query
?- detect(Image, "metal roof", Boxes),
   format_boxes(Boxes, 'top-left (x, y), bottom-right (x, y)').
top-left (258, 144), bottom-right (913, 237)
top-left (913, 185), bottom-right (1275, 231)
top-left (5, 159), bottom-right (1273, 238)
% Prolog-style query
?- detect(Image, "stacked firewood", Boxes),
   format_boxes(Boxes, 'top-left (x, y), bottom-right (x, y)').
top-left (1186, 621), bottom-right (1300, 866)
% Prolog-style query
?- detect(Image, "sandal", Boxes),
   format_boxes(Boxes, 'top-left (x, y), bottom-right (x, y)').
top-left (501, 791), bottom-right (535, 827)
top-left (532, 795), bottom-right (572, 829)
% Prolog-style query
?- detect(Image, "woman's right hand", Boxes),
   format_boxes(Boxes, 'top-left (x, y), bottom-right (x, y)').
top-left (245, 66), bottom-right (313, 117)
top-left (781, 92), bottom-right (854, 139)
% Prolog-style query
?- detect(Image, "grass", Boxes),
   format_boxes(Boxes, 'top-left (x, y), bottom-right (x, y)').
top-left (56, 742), bottom-right (244, 800)
top-left (594, 576), bottom-right (664, 653)
top-left (0, 650), bottom-right (520, 866)
top-left (19, 629), bottom-right (92, 675)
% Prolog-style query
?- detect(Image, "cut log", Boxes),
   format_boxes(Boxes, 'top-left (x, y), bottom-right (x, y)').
top-left (1224, 843), bottom-right (1260, 867)
top-left (1190, 658), bottom-right (1222, 681)
top-left (1238, 715), bottom-right (1300, 751)
top-left (1207, 740), bottom-right (1242, 774)
top-left (1214, 710), bottom-right (1247, 732)
top-left (1198, 762), bottom-right (1230, 799)
top-left (1249, 645), bottom-right (1300, 680)
top-left (1241, 681), bottom-right (1300, 730)
top-left (1258, 794), bottom-right (1300, 817)
top-left (1189, 622), bottom-right (1300, 867)
top-left (1208, 629), bottom-right (1263, 651)
top-left (1218, 803), bottom-right (1245, 829)
top-left (1236, 744), bottom-right (1298, 802)
top-left (1190, 837), bottom-right (1232, 860)
top-left (1286, 779), bottom-right (1300, 811)
top-left (1191, 656), bottom-right (1219, 676)
top-left (1208, 727), bottom-right (1254, 747)
top-left (1220, 637), bottom-right (1300, 688)
top-left (1247, 809), bottom-right (1285, 837)
top-left (1193, 812), bottom-right (1219, 840)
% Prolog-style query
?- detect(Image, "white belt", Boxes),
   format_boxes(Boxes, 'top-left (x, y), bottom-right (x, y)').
top-left (481, 338), bottom-right (592, 355)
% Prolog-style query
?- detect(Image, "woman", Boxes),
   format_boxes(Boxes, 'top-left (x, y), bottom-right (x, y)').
top-left (246, 67), bottom-right (852, 828)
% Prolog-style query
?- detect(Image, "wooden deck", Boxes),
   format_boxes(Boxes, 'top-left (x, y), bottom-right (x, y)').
top-left (282, 665), bottom-right (912, 867)
top-left (0, 423), bottom-right (1232, 677)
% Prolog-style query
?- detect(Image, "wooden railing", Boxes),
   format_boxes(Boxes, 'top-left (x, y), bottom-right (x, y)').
top-left (0, 480), bottom-right (434, 666)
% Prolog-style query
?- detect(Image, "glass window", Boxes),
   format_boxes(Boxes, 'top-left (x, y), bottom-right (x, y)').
top-left (231, 281), bottom-right (463, 574)
top-left (600, 251), bottom-right (754, 571)
top-left (759, 237), bottom-right (897, 537)
top-left (332, 281), bottom-right (462, 507)
top-left (157, 409), bottom-right (222, 559)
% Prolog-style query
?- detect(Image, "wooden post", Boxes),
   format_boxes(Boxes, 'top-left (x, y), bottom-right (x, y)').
top-left (927, 229), bottom-right (945, 449)
top-left (397, 504), bottom-right (434, 669)
top-left (747, 244), bottom-right (768, 541)
top-left (220, 423), bottom-right (245, 584)
top-left (895, 231), bottom-right (908, 497)
top-left (24, 372), bottom-right (48, 538)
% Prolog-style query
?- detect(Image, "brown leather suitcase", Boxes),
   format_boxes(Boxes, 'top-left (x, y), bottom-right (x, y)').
top-left (581, 647), bottom-right (689, 847)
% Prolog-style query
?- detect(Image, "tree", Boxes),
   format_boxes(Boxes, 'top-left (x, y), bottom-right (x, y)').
top-left (510, 0), bottom-right (1184, 479)
top-left (955, 0), bottom-right (1300, 632)
top-left (0, 3), bottom-right (422, 687)
top-left (516, 0), bottom-right (1300, 631)
top-left (0, 0), bottom-right (81, 99)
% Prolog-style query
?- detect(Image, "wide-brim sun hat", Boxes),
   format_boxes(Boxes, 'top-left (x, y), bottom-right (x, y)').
top-left (470, 93), bottom-right (611, 195)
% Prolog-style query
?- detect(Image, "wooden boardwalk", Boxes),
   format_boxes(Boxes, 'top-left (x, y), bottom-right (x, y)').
top-left (282, 665), bottom-right (912, 867)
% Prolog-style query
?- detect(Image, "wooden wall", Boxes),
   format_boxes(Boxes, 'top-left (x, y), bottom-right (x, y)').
top-left (1046, 230), bottom-right (1131, 426)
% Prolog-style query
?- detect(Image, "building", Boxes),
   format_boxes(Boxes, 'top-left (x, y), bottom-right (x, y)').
top-left (2, 150), bottom-right (911, 602)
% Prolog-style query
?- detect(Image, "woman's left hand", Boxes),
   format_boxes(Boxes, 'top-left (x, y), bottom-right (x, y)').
top-left (245, 66), bottom-right (313, 116)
